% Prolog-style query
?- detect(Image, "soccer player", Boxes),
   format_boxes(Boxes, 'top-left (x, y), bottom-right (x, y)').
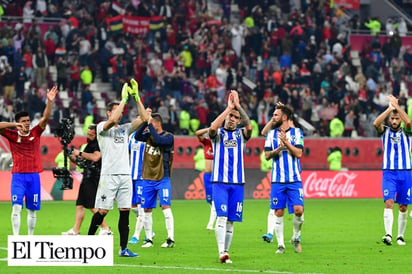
top-left (128, 108), bottom-right (153, 244)
top-left (0, 86), bottom-right (58, 235)
top-left (209, 90), bottom-right (252, 263)
top-left (134, 112), bottom-right (175, 248)
top-left (195, 127), bottom-right (216, 230)
top-left (264, 105), bottom-right (304, 254)
top-left (87, 79), bottom-right (148, 257)
top-left (261, 102), bottom-right (297, 244)
top-left (128, 131), bottom-right (146, 244)
top-left (373, 95), bottom-right (412, 246)
top-left (62, 124), bottom-right (111, 235)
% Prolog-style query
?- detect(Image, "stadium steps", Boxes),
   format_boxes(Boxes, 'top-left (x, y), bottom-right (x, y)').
top-left (89, 82), bottom-right (117, 117)
top-left (350, 51), bottom-right (361, 68)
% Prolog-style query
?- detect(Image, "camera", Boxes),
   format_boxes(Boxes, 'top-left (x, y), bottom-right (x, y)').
top-left (55, 118), bottom-right (74, 145)
top-left (53, 118), bottom-right (75, 190)
top-left (52, 167), bottom-right (73, 190)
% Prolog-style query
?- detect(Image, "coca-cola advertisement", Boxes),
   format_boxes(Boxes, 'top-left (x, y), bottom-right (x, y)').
top-left (0, 170), bottom-right (383, 201)
top-left (302, 171), bottom-right (381, 199)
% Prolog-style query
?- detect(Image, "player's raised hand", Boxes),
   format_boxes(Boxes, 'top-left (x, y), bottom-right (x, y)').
top-left (46, 86), bottom-right (58, 101)
top-left (121, 83), bottom-right (129, 104)
top-left (228, 92), bottom-right (235, 109)
top-left (129, 79), bottom-right (141, 102)
top-left (231, 90), bottom-right (240, 108)
top-left (15, 123), bottom-right (25, 131)
top-left (387, 95), bottom-right (398, 110)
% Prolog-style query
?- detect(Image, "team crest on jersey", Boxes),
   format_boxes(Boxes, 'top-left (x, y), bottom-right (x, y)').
top-left (235, 131), bottom-right (241, 139)
top-left (221, 204), bottom-right (227, 212)
top-left (114, 136), bottom-right (124, 143)
top-left (224, 139), bottom-right (237, 147)
top-left (390, 136), bottom-right (401, 144)
top-left (101, 194), bottom-right (107, 201)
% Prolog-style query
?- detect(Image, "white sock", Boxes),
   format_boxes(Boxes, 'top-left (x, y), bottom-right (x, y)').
top-left (267, 209), bottom-right (275, 235)
top-left (27, 210), bottom-right (37, 235)
top-left (163, 208), bottom-right (174, 241)
top-left (224, 221), bottom-right (234, 252)
top-left (143, 212), bottom-right (153, 241)
top-left (131, 206), bottom-right (139, 217)
top-left (215, 216), bottom-right (227, 255)
top-left (133, 205), bottom-right (145, 238)
top-left (384, 208), bottom-right (393, 236)
top-left (274, 215), bottom-right (284, 247)
top-left (11, 204), bottom-right (22, 235)
top-left (293, 214), bottom-right (304, 239)
top-left (207, 201), bottom-right (217, 228)
top-left (398, 210), bottom-right (408, 237)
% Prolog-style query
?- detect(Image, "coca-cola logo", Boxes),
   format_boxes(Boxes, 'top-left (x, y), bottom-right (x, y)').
top-left (304, 172), bottom-right (358, 198)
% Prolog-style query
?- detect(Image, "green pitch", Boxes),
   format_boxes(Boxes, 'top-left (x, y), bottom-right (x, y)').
top-left (0, 199), bottom-right (410, 273)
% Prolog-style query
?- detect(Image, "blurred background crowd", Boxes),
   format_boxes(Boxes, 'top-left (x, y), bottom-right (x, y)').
top-left (0, 0), bottom-right (411, 138)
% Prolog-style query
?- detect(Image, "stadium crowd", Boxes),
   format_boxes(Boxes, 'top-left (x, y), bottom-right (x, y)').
top-left (0, 0), bottom-right (410, 137)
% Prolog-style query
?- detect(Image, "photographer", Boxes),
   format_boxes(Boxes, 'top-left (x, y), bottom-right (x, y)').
top-left (61, 124), bottom-right (111, 235)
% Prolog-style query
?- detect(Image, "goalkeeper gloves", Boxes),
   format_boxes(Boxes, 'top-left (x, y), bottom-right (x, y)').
top-left (121, 83), bottom-right (129, 104)
top-left (129, 79), bottom-right (141, 102)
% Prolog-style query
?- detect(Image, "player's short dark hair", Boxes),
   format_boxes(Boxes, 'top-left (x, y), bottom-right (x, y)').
top-left (107, 101), bottom-right (120, 112)
top-left (15, 111), bottom-right (30, 122)
top-left (151, 113), bottom-right (163, 124)
top-left (88, 124), bottom-right (96, 131)
top-left (276, 105), bottom-right (292, 120)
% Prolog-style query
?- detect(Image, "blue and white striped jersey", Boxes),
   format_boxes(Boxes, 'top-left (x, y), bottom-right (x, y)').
top-left (264, 127), bottom-right (304, 183)
top-left (211, 127), bottom-right (249, 184)
top-left (381, 125), bottom-right (412, 170)
top-left (129, 132), bottom-right (145, 180)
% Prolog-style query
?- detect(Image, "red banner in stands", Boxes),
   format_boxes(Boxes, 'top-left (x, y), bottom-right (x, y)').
top-left (350, 34), bottom-right (412, 52)
top-left (334, 0), bottom-right (360, 9)
top-left (122, 15), bottom-right (150, 35)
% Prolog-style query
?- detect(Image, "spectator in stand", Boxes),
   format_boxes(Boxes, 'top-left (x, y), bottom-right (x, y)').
top-left (15, 66), bottom-right (27, 99)
top-left (389, 29), bottom-right (402, 58)
top-left (32, 46), bottom-right (48, 88)
top-left (80, 65), bottom-right (93, 87)
top-left (43, 34), bottom-right (56, 65)
top-left (23, 47), bottom-right (34, 82)
top-left (180, 45), bottom-right (193, 78)
top-left (397, 18), bottom-right (408, 37)
top-left (56, 56), bottom-right (67, 91)
top-left (329, 116), bottom-right (344, 137)
top-left (70, 58), bottom-right (80, 93)
top-left (79, 35), bottom-right (92, 67)
top-left (3, 65), bottom-right (15, 101)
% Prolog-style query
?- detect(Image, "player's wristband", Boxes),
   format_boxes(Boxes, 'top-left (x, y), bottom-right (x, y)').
top-left (79, 151), bottom-right (83, 157)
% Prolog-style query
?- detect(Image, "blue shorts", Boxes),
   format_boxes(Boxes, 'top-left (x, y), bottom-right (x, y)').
top-left (270, 182), bottom-right (304, 214)
top-left (212, 183), bottom-right (244, 222)
top-left (204, 172), bottom-right (213, 204)
top-left (141, 177), bottom-right (172, 209)
top-left (11, 173), bottom-right (41, 210)
top-left (382, 170), bottom-right (412, 204)
top-left (131, 179), bottom-right (144, 206)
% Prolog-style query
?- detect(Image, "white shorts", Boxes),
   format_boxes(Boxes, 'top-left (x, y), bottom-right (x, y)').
top-left (95, 174), bottom-right (132, 210)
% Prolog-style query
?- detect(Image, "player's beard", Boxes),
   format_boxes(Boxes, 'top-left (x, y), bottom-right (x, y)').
top-left (391, 123), bottom-right (400, 131)
top-left (273, 120), bottom-right (282, 128)
top-left (87, 138), bottom-right (92, 143)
